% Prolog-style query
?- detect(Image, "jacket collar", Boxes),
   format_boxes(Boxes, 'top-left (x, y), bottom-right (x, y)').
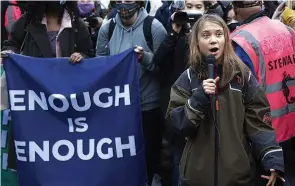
top-left (26, 10), bottom-right (73, 58)
top-left (240, 10), bottom-right (265, 25)
top-left (41, 9), bottom-right (72, 36)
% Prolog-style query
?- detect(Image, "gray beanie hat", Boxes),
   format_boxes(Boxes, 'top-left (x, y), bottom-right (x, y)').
top-left (171, 0), bottom-right (185, 10)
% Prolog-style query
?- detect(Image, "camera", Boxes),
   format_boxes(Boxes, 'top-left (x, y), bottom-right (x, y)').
top-left (86, 13), bottom-right (99, 28)
top-left (187, 12), bottom-right (203, 23)
top-left (173, 11), bottom-right (203, 25)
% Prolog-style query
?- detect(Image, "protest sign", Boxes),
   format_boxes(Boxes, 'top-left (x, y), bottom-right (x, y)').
top-left (3, 49), bottom-right (147, 186)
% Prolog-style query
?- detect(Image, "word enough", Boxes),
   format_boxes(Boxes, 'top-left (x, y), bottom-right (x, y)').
top-left (9, 85), bottom-right (131, 112)
top-left (15, 136), bottom-right (136, 162)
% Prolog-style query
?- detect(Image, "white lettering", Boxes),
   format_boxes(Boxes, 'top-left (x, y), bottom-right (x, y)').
top-left (29, 141), bottom-right (49, 162)
top-left (115, 85), bottom-right (130, 106)
top-left (28, 90), bottom-right (48, 110)
top-left (48, 94), bottom-right (69, 112)
top-left (115, 136), bottom-right (136, 158)
top-left (74, 117), bottom-right (88, 132)
top-left (93, 88), bottom-right (113, 108)
top-left (70, 92), bottom-right (91, 112)
top-left (67, 118), bottom-right (75, 133)
top-left (9, 90), bottom-right (26, 111)
top-left (10, 85), bottom-right (131, 112)
top-left (14, 141), bottom-right (27, 162)
top-left (77, 139), bottom-right (95, 160)
top-left (96, 138), bottom-right (113, 159)
top-left (52, 140), bottom-right (74, 161)
top-left (67, 118), bottom-right (88, 133)
top-left (14, 136), bottom-right (136, 162)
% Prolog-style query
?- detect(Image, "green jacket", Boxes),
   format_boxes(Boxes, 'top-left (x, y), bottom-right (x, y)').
top-left (167, 68), bottom-right (284, 186)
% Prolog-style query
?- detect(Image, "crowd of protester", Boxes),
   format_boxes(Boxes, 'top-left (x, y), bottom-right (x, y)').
top-left (1, 0), bottom-right (295, 186)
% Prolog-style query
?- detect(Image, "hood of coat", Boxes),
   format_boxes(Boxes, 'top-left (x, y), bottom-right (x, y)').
top-left (272, 2), bottom-right (286, 20)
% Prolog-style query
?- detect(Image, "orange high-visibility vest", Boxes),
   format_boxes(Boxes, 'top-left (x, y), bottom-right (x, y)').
top-left (231, 16), bottom-right (295, 143)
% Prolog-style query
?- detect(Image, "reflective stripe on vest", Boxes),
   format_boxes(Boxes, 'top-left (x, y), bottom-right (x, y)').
top-left (231, 30), bottom-right (267, 89)
top-left (231, 16), bottom-right (295, 142)
top-left (4, 0), bottom-right (22, 34)
top-left (272, 104), bottom-right (295, 119)
top-left (7, 5), bottom-right (14, 33)
top-left (266, 77), bottom-right (295, 94)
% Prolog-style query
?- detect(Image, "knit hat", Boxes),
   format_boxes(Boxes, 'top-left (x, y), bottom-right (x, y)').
top-left (170, 0), bottom-right (185, 10)
top-left (232, 1), bottom-right (262, 8)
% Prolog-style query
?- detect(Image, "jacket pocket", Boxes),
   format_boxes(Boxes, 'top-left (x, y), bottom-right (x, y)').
top-left (179, 138), bottom-right (194, 179)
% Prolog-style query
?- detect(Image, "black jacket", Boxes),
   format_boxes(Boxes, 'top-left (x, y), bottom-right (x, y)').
top-left (153, 29), bottom-right (189, 108)
top-left (2, 14), bottom-right (94, 58)
top-left (153, 29), bottom-right (189, 146)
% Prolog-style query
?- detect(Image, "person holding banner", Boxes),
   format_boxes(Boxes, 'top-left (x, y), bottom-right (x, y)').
top-left (96, 1), bottom-right (167, 185)
top-left (0, 0), bottom-right (93, 176)
top-left (1, 1), bottom-right (93, 62)
top-left (166, 14), bottom-right (285, 186)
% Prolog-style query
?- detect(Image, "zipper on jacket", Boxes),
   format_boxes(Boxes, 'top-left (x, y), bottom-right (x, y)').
top-left (213, 95), bottom-right (220, 186)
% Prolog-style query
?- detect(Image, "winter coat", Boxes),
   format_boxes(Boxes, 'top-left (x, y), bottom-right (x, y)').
top-left (2, 11), bottom-right (93, 58)
top-left (166, 67), bottom-right (284, 186)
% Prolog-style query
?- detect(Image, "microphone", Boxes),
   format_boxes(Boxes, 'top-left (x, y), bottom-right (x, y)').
top-left (206, 54), bottom-right (216, 79)
top-left (206, 55), bottom-right (219, 186)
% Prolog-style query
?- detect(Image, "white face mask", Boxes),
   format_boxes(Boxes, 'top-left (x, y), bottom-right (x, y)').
top-left (227, 20), bottom-right (239, 25)
top-left (183, 10), bottom-right (204, 15)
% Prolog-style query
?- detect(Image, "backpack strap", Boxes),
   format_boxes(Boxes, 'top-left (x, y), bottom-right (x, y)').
top-left (108, 18), bottom-right (116, 41)
top-left (108, 16), bottom-right (154, 51)
top-left (143, 15), bottom-right (154, 51)
top-left (20, 18), bottom-right (32, 53)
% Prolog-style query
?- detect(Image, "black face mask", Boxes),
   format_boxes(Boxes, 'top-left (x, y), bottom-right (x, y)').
top-left (116, 3), bottom-right (138, 20)
top-left (227, 22), bottom-right (239, 32)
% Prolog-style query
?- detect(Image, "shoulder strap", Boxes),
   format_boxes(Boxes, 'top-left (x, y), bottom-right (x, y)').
top-left (143, 15), bottom-right (154, 51)
top-left (108, 16), bottom-right (154, 51)
top-left (20, 18), bottom-right (31, 52)
top-left (108, 18), bottom-right (116, 41)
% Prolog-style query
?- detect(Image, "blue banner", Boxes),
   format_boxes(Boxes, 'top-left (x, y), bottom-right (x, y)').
top-left (3, 49), bottom-right (147, 186)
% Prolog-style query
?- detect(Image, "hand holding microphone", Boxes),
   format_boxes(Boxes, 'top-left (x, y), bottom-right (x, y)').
top-left (203, 54), bottom-right (219, 95)
top-left (203, 77), bottom-right (220, 95)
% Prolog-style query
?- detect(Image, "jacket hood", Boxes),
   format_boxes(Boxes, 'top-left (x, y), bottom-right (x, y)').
top-left (272, 2), bottom-right (286, 20)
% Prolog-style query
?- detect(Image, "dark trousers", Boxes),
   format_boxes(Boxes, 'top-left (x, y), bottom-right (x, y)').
top-left (178, 179), bottom-right (189, 186)
top-left (142, 107), bottom-right (165, 184)
top-left (255, 137), bottom-right (295, 186)
top-left (172, 139), bottom-right (186, 186)
top-left (280, 137), bottom-right (295, 186)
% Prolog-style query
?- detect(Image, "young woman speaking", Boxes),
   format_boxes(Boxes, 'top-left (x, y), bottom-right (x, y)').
top-left (167, 14), bottom-right (285, 186)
